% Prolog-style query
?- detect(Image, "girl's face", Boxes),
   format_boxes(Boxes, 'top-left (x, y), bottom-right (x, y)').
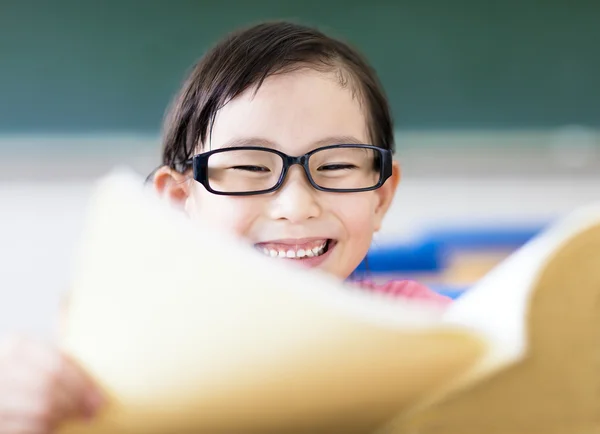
top-left (157, 69), bottom-right (400, 280)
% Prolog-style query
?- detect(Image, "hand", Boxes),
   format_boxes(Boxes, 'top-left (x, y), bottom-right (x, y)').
top-left (0, 335), bottom-right (103, 433)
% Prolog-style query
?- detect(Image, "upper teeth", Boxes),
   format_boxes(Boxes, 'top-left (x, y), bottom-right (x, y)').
top-left (260, 241), bottom-right (327, 259)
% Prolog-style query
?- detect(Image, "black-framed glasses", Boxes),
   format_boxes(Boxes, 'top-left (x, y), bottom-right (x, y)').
top-left (185, 144), bottom-right (393, 196)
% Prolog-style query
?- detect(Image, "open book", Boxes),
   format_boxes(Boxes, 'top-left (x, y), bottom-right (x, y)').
top-left (58, 170), bottom-right (600, 434)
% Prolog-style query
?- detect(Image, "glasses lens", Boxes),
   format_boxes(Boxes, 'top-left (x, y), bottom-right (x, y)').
top-left (206, 149), bottom-right (283, 193)
top-left (308, 146), bottom-right (382, 190)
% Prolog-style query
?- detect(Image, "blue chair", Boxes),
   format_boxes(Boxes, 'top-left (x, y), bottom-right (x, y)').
top-left (354, 240), bottom-right (444, 274)
top-left (353, 223), bottom-right (548, 299)
top-left (424, 225), bottom-right (544, 252)
top-left (428, 284), bottom-right (470, 300)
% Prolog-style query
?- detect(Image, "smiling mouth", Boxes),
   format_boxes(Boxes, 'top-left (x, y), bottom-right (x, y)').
top-left (254, 239), bottom-right (335, 259)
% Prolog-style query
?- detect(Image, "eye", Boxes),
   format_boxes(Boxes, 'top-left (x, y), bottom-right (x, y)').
top-left (231, 165), bottom-right (270, 172)
top-left (318, 163), bottom-right (357, 171)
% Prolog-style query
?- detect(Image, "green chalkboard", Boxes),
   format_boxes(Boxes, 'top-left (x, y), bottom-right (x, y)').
top-left (0, 0), bottom-right (598, 134)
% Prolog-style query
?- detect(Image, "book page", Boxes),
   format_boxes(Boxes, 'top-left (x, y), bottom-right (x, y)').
top-left (57, 169), bottom-right (488, 434)
top-left (447, 203), bottom-right (600, 368)
top-left (407, 202), bottom-right (600, 412)
top-left (375, 203), bottom-right (600, 434)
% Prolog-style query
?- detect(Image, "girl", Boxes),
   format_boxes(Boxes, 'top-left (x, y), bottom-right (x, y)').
top-left (0, 21), bottom-right (450, 433)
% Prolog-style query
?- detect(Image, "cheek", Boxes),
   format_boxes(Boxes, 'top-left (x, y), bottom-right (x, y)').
top-left (185, 187), bottom-right (260, 238)
top-left (330, 194), bottom-right (379, 241)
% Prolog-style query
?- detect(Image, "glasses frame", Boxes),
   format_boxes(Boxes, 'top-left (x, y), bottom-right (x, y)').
top-left (185, 144), bottom-right (393, 196)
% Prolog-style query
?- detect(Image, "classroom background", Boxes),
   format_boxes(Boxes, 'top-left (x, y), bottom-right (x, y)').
top-left (1, 0), bottom-right (599, 336)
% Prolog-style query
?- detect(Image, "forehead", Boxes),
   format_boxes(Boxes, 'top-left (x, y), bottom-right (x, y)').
top-left (207, 69), bottom-right (369, 153)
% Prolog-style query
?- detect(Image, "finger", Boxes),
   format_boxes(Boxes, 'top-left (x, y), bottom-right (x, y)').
top-left (0, 350), bottom-right (42, 390)
top-left (47, 385), bottom-right (83, 427)
top-left (54, 354), bottom-right (104, 418)
top-left (0, 393), bottom-right (52, 434)
top-left (0, 336), bottom-right (87, 430)
top-left (17, 339), bottom-right (103, 419)
top-left (0, 418), bottom-right (48, 434)
top-left (0, 359), bottom-right (79, 429)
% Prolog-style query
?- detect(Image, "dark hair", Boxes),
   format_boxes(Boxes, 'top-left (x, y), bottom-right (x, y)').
top-left (161, 21), bottom-right (394, 172)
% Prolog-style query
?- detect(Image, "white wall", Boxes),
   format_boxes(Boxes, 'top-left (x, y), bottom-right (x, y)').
top-left (1, 130), bottom-right (599, 337)
top-left (1, 175), bottom-right (598, 338)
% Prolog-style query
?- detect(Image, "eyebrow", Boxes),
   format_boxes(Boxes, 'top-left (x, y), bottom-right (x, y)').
top-left (219, 135), bottom-right (366, 150)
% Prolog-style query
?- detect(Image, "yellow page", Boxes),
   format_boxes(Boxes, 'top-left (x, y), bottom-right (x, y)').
top-left (377, 202), bottom-right (600, 433)
top-left (59, 170), bottom-right (487, 434)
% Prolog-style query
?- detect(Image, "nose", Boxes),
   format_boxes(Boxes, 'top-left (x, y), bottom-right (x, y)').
top-left (267, 166), bottom-right (322, 223)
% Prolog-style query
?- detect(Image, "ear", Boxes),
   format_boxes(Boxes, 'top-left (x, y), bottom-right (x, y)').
top-left (153, 166), bottom-right (191, 207)
top-left (373, 160), bottom-right (401, 232)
